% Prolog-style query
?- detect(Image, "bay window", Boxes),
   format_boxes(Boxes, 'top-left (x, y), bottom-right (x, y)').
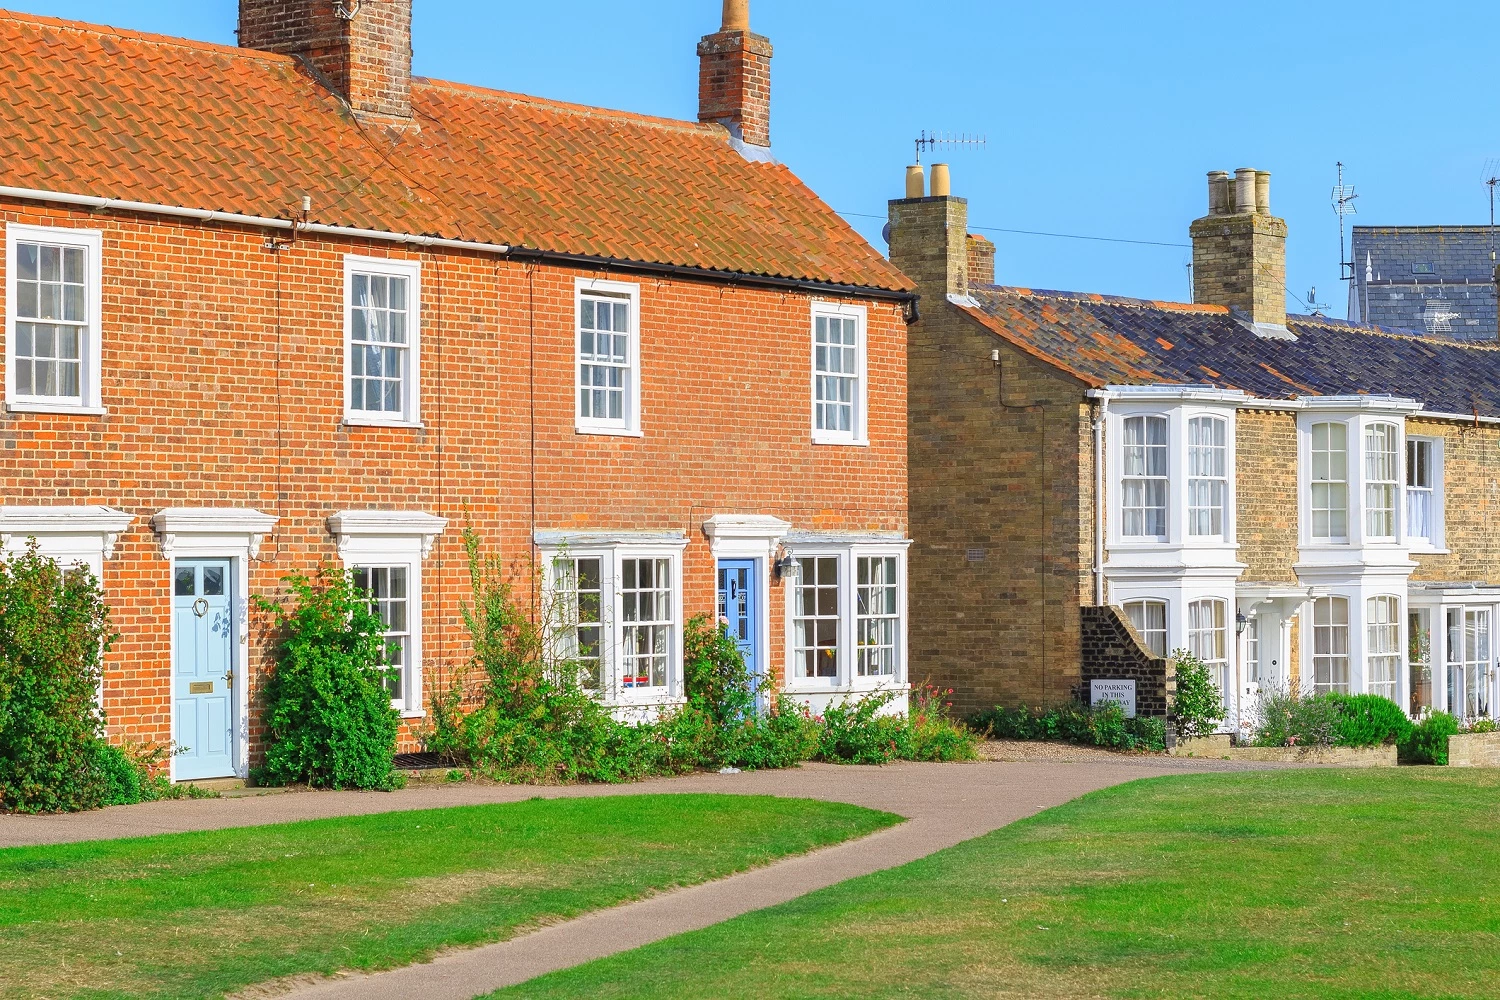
top-left (1121, 415), bottom-right (1168, 538)
top-left (540, 536), bottom-right (684, 704)
top-left (1312, 596), bottom-right (1350, 695)
top-left (784, 542), bottom-right (907, 691)
top-left (1310, 422), bottom-right (1349, 541)
top-left (1121, 599), bottom-right (1168, 657)
top-left (1187, 416), bottom-right (1227, 537)
top-left (1187, 598), bottom-right (1228, 705)
top-left (1365, 595), bottom-right (1400, 702)
top-left (1363, 423), bottom-right (1399, 539)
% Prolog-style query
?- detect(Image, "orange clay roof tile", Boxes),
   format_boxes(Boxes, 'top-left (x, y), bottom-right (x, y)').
top-left (0, 10), bottom-right (911, 292)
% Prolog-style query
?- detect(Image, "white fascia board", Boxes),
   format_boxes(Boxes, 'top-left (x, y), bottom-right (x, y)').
top-left (533, 530), bottom-right (688, 548)
top-left (1093, 384), bottom-right (1249, 405)
top-left (1293, 394), bottom-right (1422, 414)
top-left (783, 530), bottom-right (912, 547)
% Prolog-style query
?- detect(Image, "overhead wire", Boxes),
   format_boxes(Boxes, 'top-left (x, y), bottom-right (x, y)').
top-left (836, 210), bottom-right (1191, 249)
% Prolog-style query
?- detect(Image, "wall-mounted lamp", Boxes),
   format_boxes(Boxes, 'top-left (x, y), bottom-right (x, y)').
top-left (1235, 611), bottom-right (1249, 635)
top-left (774, 547), bottom-right (798, 581)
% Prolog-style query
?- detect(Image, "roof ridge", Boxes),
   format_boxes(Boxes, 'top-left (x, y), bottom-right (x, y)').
top-left (0, 7), bottom-right (293, 65)
top-left (413, 77), bottom-right (721, 137)
top-left (978, 284), bottom-right (1230, 315)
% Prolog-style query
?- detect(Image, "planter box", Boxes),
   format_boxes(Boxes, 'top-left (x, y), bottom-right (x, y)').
top-left (1221, 745), bottom-right (1397, 767)
top-left (1448, 731), bottom-right (1500, 767)
top-left (1166, 735), bottom-right (1233, 757)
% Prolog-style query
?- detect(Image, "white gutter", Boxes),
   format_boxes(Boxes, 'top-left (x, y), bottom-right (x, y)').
top-left (0, 185), bottom-right (512, 256)
top-left (1087, 389), bottom-right (1109, 605)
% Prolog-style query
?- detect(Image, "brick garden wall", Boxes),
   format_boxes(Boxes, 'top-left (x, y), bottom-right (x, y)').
top-left (1078, 605), bottom-right (1171, 716)
top-left (1, 197), bottom-right (907, 755)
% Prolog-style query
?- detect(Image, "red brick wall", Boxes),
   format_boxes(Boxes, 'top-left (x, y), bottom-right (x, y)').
top-left (1, 198), bottom-right (906, 754)
top-left (697, 30), bottom-right (773, 147)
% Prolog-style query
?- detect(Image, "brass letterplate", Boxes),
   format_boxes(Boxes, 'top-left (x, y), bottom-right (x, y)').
top-left (189, 681), bottom-right (214, 694)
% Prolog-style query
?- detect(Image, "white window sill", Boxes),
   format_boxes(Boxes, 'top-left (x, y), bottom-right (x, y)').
top-left (784, 681), bottom-right (907, 695)
top-left (1410, 545), bottom-right (1450, 555)
top-left (398, 709), bottom-right (426, 720)
top-left (343, 416), bottom-right (425, 430)
top-left (575, 424), bottom-right (644, 438)
top-left (812, 435), bottom-right (870, 448)
top-left (6, 401), bottom-right (107, 416)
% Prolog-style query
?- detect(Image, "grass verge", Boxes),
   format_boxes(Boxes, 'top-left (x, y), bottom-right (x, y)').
top-left (0, 793), bottom-right (897, 1000)
top-left (495, 770), bottom-right (1500, 999)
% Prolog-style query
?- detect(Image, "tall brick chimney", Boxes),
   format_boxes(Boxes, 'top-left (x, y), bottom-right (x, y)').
top-left (1190, 168), bottom-right (1288, 330)
top-left (698, 0), bottom-right (773, 150)
top-left (238, 0), bottom-right (413, 125)
top-left (888, 162), bottom-right (971, 299)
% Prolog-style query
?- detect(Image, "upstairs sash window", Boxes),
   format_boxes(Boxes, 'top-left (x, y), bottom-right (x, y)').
top-left (1187, 415), bottom-right (1228, 537)
top-left (1310, 422), bottom-right (1349, 541)
top-left (1121, 415), bottom-right (1169, 538)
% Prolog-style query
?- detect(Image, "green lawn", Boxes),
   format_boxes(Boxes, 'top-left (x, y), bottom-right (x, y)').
top-left (497, 771), bottom-right (1500, 1000)
top-left (0, 794), bottom-right (898, 1000)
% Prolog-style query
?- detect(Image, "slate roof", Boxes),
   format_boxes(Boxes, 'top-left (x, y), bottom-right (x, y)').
top-left (960, 285), bottom-right (1500, 418)
top-left (1349, 227), bottom-right (1498, 341)
top-left (0, 10), bottom-right (910, 293)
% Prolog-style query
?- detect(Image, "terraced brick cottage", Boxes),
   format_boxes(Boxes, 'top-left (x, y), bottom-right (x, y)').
top-left (0, 0), bottom-right (915, 781)
top-left (894, 164), bottom-right (1500, 731)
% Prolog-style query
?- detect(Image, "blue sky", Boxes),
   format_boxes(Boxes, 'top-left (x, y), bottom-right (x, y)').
top-left (12, 0), bottom-right (1500, 317)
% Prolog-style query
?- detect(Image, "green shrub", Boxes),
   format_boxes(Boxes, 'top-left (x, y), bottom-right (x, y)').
top-left (971, 700), bottom-right (1165, 752)
top-left (683, 615), bottom-right (755, 727)
top-left (719, 696), bottom-right (820, 770)
top-left (254, 568), bottom-right (402, 790)
top-left (0, 542), bottom-right (118, 813)
top-left (817, 690), bottom-right (910, 765)
top-left (1331, 694), bottom-right (1415, 748)
top-left (905, 685), bottom-right (980, 762)
top-left (92, 740), bottom-right (142, 806)
top-left (1252, 686), bottom-right (1342, 748)
top-left (1466, 718), bottom-right (1498, 734)
top-left (1401, 712), bottom-right (1460, 765)
top-left (1171, 650), bottom-right (1225, 740)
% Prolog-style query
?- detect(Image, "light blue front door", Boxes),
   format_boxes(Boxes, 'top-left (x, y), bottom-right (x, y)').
top-left (173, 560), bottom-right (235, 780)
top-left (717, 560), bottom-right (760, 698)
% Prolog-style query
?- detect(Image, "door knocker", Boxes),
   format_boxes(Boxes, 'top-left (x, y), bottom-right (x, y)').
top-left (192, 597), bottom-right (210, 618)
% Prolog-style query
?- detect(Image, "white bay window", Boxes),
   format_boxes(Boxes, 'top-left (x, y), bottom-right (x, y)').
top-left (1121, 415), bottom-right (1169, 538)
top-left (1310, 421), bottom-right (1349, 541)
top-left (784, 537), bottom-right (908, 694)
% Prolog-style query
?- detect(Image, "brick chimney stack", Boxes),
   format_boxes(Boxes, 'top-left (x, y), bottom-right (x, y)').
top-left (698, 0), bottom-right (773, 150)
top-left (238, 0), bottom-right (413, 125)
top-left (1190, 168), bottom-right (1288, 330)
top-left (888, 162), bottom-right (971, 299)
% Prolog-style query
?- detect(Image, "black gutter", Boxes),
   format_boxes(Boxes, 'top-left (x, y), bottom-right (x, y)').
top-left (503, 246), bottom-right (920, 322)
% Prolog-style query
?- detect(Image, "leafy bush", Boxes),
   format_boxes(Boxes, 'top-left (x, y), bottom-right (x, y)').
top-left (719, 696), bottom-right (820, 770)
top-left (1401, 712), bottom-right (1460, 765)
top-left (0, 542), bottom-right (118, 813)
top-left (683, 615), bottom-right (755, 727)
top-left (971, 700), bottom-right (1166, 752)
top-left (1332, 694), bottom-right (1415, 748)
top-left (254, 568), bottom-right (402, 790)
top-left (1171, 650), bottom-right (1225, 740)
top-left (904, 685), bottom-right (981, 762)
top-left (1252, 685), bottom-right (1342, 748)
top-left (817, 690), bottom-right (910, 765)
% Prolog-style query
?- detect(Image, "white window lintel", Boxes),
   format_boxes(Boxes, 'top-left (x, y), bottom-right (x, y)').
top-left (328, 510), bottom-right (448, 560)
top-left (151, 508), bottom-right (278, 561)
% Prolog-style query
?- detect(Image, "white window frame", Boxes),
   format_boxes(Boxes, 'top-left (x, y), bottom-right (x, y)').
top-left (1186, 414), bottom-right (1228, 539)
top-left (809, 300), bottom-right (869, 447)
top-left (574, 277), bottom-right (643, 437)
top-left (537, 535), bottom-right (686, 707)
top-left (782, 539), bottom-right (908, 694)
top-left (1118, 413), bottom-right (1170, 541)
top-left (1363, 422), bottom-right (1400, 540)
top-left (1308, 420), bottom-right (1350, 543)
top-left (1311, 595), bottom-right (1351, 695)
top-left (1120, 598), bottom-right (1169, 658)
top-left (1366, 595), bottom-right (1402, 703)
top-left (343, 255), bottom-right (422, 428)
top-left (1187, 598), bottom-right (1229, 708)
top-left (1405, 436), bottom-right (1445, 552)
top-left (329, 511), bottom-right (446, 718)
top-left (5, 223), bottom-right (105, 415)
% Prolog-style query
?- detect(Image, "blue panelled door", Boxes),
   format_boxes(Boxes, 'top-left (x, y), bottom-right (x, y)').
top-left (173, 560), bottom-right (235, 780)
top-left (717, 560), bottom-right (760, 694)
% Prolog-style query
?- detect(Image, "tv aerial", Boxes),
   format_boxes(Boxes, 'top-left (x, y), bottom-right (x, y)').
top-left (914, 130), bottom-right (986, 164)
top-left (1332, 162), bottom-right (1359, 285)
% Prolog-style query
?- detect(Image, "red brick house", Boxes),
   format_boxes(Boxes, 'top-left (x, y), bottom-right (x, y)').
top-left (0, 1), bottom-right (914, 781)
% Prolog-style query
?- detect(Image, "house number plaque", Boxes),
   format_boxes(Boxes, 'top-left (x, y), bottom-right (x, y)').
top-left (189, 681), bottom-right (214, 694)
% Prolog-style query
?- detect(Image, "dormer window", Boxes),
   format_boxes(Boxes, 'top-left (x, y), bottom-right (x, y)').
top-left (1121, 415), bottom-right (1168, 537)
top-left (1309, 421), bottom-right (1349, 541)
top-left (1187, 415), bottom-right (1228, 537)
top-left (1363, 423), bottom-right (1399, 539)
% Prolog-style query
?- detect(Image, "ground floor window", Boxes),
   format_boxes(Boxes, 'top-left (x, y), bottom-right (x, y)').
top-left (1408, 607), bottom-right (1432, 716)
top-left (1365, 596), bottom-right (1401, 703)
top-left (1312, 596), bottom-right (1351, 695)
top-left (1244, 615), bottom-right (1261, 685)
top-left (1121, 599), bottom-right (1168, 658)
top-left (542, 540), bottom-right (684, 703)
top-left (1187, 598), bottom-right (1229, 706)
top-left (1447, 607), bottom-right (1492, 721)
top-left (352, 565), bottom-right (410, 702)
top-left (785, 543), bottom-right (907, 690)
